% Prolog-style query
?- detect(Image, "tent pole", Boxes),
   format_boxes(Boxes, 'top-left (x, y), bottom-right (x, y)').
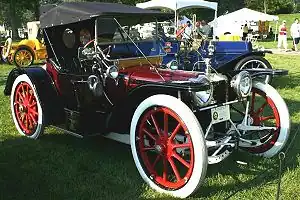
top-left (174, 9), bottom-right (177, 35)
top-left (214, 9), bottom-right (218, 39)
top-left (274, 20), bottom-right (278, 42)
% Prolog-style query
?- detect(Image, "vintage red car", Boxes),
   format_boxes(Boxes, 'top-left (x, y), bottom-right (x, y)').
top-left (4, 2), bottom-right (290, 198)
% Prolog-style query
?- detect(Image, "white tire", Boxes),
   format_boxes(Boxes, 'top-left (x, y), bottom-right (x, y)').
top-left (11, 74), bottom-right (44, 139)
top-left (239, 82), bottom-right (290, 157)
top-left (130, 94), bottom-right (207, 198)
top-left (2, 38), bottom-right (12, 60)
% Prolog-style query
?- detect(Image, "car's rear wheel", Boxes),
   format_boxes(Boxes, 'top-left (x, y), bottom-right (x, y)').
top-left (235, 56), bottom-right (272, 84)
top-left (11, 74), bottom-right (44, 139)
top-left (14, 47), bottom-right (34, 67)
top-left (238, 82), bottom-right (290, 157)
top-left (130, 94), bottom-right (207, 198)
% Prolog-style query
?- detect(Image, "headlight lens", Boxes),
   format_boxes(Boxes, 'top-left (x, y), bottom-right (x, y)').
top-left (231, 71), bottom-right (252, 98)
top-left (193, 79), bottom-right (214, 107)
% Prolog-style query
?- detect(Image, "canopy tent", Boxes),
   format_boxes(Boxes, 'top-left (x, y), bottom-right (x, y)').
top-left (209, 8), bottom-right (279, 37)
top-left (136, 0), bottom-right (218, 29)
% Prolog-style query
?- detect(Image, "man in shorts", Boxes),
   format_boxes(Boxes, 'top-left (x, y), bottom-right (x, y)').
top-left (291, 18), bottom-right (300, 51)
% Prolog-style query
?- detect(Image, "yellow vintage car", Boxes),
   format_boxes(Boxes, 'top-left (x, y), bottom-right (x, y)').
top-left (1, 21), bottom-right (47, 67)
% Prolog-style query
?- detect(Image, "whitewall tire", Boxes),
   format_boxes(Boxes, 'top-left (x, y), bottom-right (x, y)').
top-left (239, 82), bottom-right (290, 157)
top-left (130, 94), bottom-right (207, 198)
top-left (11, 74), bottom-right (44, 139)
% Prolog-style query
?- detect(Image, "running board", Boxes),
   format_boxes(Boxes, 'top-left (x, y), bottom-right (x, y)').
top-left (103, 132), bottom-right (130, 145)
top-left (51, 126), bottom-right (130, 145)
top-left (51, 126), bottom-right (84, 138)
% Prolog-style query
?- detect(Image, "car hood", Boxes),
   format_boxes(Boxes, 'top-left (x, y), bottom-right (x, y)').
top-left (122, 65), bottom-right (207, 84)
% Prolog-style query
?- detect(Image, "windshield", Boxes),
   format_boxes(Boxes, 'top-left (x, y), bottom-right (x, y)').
top-left (96, 18), bottom-right (175, 44)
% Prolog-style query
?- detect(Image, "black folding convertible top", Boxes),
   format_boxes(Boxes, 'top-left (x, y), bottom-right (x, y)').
top-left (40, 2), bottom-right (173, 28)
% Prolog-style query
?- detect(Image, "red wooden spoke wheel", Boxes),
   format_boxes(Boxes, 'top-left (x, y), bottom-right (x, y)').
top-left (13, 82), bottom-right (39, 136)
top-left (130, 95), bottom-right (207, 198)
top-left (239, 83), bottom-right (290, 157)
top-left (247, 88), bottom-right (280, 153)
top-left (137, 107), bottom-right (194, 190)
top-left (11, 74), bottom-right (44, 139)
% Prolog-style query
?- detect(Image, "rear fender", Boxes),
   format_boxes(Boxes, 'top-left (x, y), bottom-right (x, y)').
top-left (216, 51), bottom-right (268, 72)
top-left (4, 66), bottom-right (63, 125)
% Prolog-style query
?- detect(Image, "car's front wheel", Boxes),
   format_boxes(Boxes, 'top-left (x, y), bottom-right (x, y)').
top-left (11, 74), bottom-right (44, 139)
top-left (130, 94), bottom-right (207, 198)
top-left (238, 82), bottom-right (290, 157)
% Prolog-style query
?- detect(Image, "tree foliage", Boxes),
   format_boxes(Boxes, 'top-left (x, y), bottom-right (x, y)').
top-left (245, 0), bottom-right (295, 14)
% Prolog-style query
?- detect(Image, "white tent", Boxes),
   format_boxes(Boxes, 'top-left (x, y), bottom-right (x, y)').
top-left (210, 8), bottom-right (279, 37)
top-left (136, 0), bottom-right (218, 28)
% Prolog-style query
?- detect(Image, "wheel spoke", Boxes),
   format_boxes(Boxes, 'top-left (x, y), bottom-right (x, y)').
top-left (151, 154), bottom-right (161, 169)
top-left (29, 101), bottom-right (37, 108)
top-left (169, 123), bottom-right (181, 141)
top-left (30, 109), bottom-right (38, 116)
top-left (172, 143), bottom-right (191, 149)
top-left (25, 114), bottom-right (29, 129)
top-left (151, 114), bottom-right (161, 136)
top-left (29, 113), bottom-right (37, 124)
top-left (141, 147), bottom-right (155, 151)
top-left (254, 102), bottom-right (268, 116)
top-left (143, 128), bottom-right (156, 141)
top-left (168, 157), bottom-right (181, 181)
top-left (164, 112), bottom-right (168, 137)
top-left (163, 157), bottom-right (168, 181)
top-left (172, 152), bottom-right (190, 168)
top-left (260, 115), bottom-right (275, 121)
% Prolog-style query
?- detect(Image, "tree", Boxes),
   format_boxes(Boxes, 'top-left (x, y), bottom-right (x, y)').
top-left (245, 0), bottom-right (295, 14)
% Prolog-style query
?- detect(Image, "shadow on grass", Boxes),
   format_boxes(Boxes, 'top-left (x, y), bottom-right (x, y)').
top-left (1, 120), bottom-right (299, 200)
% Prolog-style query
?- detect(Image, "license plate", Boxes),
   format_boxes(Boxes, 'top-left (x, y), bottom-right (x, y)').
top-left (211, 105), bottom-right (230, 124)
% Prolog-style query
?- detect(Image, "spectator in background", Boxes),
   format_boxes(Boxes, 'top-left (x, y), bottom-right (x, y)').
top-left (291, 18), bottom-right (300, 51)
top-left (199, 20), bottom-right (211, 38)
top-left (242, 24), bottom-right (249, 40)
top-left (182, 21), bottom-right (193, 45)
top-left (278, 20), bottom-right (288, 51)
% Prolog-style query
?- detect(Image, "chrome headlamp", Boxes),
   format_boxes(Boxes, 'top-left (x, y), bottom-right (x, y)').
top-left (192, 77), bottom-right (214, 107)
top-left (106, 65), bottom-right (119, 79)
top-left (230, 71), bottom-right (252, 98)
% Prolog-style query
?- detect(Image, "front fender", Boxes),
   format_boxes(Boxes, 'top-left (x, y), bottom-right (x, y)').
top-left (4, 66), bottom-right (63, 125)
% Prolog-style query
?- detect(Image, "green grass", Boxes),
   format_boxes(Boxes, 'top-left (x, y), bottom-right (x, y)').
top-left (0, 55), bottom-right (300, 200)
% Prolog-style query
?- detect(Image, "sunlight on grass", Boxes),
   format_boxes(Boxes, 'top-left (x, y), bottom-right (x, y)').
top-left (0, 54), bottom-right (299, 200)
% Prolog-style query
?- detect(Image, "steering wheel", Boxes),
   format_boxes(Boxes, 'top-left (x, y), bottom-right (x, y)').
top-left (82, 39), bottom-right (111, 58)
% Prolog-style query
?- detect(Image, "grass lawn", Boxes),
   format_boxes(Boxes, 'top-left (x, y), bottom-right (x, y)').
top-left (0, 55), bottom-right (300, 200)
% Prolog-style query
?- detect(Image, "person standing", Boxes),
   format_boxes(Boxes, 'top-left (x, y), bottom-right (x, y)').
top-left (278, 20), bottom-right (288, 51)
top-left (242, 24), bottom-right (249, 40)
top-left (290, 18), bottom-right (300, 51)
top-left (182, 21), bottom-right (193, 47)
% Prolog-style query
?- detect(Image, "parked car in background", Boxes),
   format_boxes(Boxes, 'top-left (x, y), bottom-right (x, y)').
top-left (160, 37), bottom-right (273, 83)
top-left (4, 2), bottom-right (290, 198)
top-left (1, 21), bottom-right (47, 67)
